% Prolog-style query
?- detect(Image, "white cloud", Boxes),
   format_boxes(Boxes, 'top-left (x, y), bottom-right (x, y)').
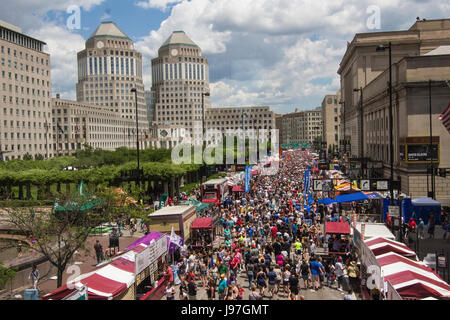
top-left (136, 0), bottom-right (185, 11)
top-left (134, 0), bottom-right (450, 113)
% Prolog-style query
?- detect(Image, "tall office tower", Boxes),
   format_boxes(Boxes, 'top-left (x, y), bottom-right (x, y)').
top-left (151, 31), bottom-right (210, 149)
top-left (76, 21), bottom-right (148, 148)
top-left (0, 19), bottom-right (54, 160)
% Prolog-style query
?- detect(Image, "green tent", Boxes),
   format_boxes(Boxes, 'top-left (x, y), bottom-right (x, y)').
top-left (53, 181), bottom-right (104, 212)
top-left (179, 198), bottom-right (212, 214)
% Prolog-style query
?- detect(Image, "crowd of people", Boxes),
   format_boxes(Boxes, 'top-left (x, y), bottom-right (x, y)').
top-left (165, 150), bottom-right (360, 300)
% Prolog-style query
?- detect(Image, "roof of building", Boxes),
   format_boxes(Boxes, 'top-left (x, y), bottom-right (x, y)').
top-left (424, 45), bottom-right (450, 56)
top-left (89, 21), bottom-right (129, 40)
top-left (149, 205), bottom-right (195, 217)
top-left (0, 19), bottom-right (22, 33)
top-left (160, 31), bottom-right (199, 49)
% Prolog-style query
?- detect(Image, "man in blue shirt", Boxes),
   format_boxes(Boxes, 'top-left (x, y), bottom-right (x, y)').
top-left (309, 257), bottom-right (324, 291)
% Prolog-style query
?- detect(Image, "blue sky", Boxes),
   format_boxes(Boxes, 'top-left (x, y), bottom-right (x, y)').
top-left (1, 0), bottom-right (449, 114)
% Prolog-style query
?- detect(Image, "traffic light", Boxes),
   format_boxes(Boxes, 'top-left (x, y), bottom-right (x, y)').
top-left (439, 168), bottom-right (446, 178)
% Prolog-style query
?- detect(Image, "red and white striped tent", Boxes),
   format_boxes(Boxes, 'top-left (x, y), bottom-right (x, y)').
top-left (365, 237), bottom-right (418, 260)
top-left (43, 244), bottom-right (148, 300)
top-left (377, 251), bottom-right (450, 299)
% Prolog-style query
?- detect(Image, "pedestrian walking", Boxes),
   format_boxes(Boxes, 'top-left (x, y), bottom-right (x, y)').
top-left (94, 240), bottom-right (103, 264)
top-left (29, 264), bottom-right (39, 289)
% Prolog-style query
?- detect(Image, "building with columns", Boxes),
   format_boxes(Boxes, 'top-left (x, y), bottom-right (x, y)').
top-left (75, 21), bottom-right (149, 146)
top-left (150, 31), bottom-right (210, 148)
top-left (337, 18), bottom-right (450, 205)
top-left (52, 96), bottom-right (145, 155)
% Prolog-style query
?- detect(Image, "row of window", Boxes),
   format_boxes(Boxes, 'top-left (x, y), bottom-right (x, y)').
top-left (0, 58), bottom-right (49, 77)
top-left (2, 108), bottom-right (49, 118)
top-left (2, 132), bottom-right (48, 140)
top-left (0, 40), bottom-right (47, 60)
top-left (2, 95), bottom-right (49, 108)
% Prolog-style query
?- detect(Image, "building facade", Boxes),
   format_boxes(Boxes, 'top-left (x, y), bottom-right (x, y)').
top-left (0, 19), bottom-right (54, 160)
top-left (150, 31), bottom-right (210, 149)
top-left (321, 90), bottom-right (341, 156)
top-left (337, 18), bottom-right (450, 205)
top-left (75, 21), bottom-right (149, 148)
top-left (338, 18), bottom-right (450, 160)
top-left (52, 96), bottom-right (141, 155)
top-left (276, 107), bottom-right (322, 145)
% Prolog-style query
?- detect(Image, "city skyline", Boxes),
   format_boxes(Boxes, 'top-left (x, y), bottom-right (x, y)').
top-left (1, 1), bottom-right (449, 114)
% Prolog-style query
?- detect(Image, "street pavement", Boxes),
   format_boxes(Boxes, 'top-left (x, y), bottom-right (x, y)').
top-left (164, 269), bottom-right (350, 300)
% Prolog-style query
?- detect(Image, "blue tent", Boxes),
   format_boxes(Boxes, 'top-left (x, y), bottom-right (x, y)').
top-left (335, 192), bottom-right (368, 204)
top-left (382, 198), bottom-right (399, 222)
top-left (402, 198), bottom-right (413, 222)
top-left (317, 198), bottom-right (336, 204)
top-left (411, 197), bottom-right (441, 225)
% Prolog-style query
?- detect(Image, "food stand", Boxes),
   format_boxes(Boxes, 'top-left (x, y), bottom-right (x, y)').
top-left (190, 215), bottom-right (220, 250)
top-left (321, 221), bottom-right (352, 263)
top-left (148, 205), bottom-right (196, 243)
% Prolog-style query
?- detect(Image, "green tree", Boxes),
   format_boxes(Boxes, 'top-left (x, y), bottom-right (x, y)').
top-left (5, 193), bottom-right (111, 288)
top-left (0, 262), bottom-right (17, 290)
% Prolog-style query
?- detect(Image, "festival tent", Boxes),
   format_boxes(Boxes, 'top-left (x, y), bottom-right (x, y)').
top-left (125, 231), bottom-right (165, 251)
top-left (232, 186), bottom-right (244, 192)
top-left (376, 252), bottom-right (450, 299)
top-left (363, 192), bottom-right (382, 199)
top-left (411, 197), bottom-right (442, 225)
top-left (317, 198), bottom-right (336, 204)
top-left (365, 237), bottom-right (418, 260)
top-left (334, 192), bottom-right (368, 203)
top-left (43, 244), bottom-right (148, 300)
top-left (325, 221), bottom-right (351, 235)
top-left (354, 223), bottom-right (395, 241)
top-left (190, 217), bottom-right (213, 229)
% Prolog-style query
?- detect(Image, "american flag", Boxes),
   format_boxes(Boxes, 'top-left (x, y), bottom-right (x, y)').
top-left (440, 102), bottom-right (450, 135)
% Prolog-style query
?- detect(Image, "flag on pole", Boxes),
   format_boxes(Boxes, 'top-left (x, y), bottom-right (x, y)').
top-left (169, 227), bottom-right (183, 248)
top-left (57, 123), bottom-right (64, 134)
top-left (439, 102), bottom-right (450, 135)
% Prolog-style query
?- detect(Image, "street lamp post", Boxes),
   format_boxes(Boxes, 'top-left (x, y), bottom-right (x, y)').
top-left (201, 92), bottom-right (210, 179)
top-left (339, 100), bottom-right (345, 157)
top-left (353, 87), bottom-right (364, 179)
top-left (131, 88), bottom-right (140, 201)
top-left (428, 79), bottom-right (435, 199)
top-left (376, 42), bottom-right (394, 205)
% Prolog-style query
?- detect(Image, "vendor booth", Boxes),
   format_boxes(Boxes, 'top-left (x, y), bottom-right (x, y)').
top-left (411, 197), bottom-right (442, 224)
top-left (190, 216), bottom-right (219, 249)
top-left (148, 205), bottom-right (196, 243)
top-left (43, 235), bottom-right (169, 300)
top-left (323, 222), bottom-right (352, 259)
top-left (356, 235), bottom-right (450, 300)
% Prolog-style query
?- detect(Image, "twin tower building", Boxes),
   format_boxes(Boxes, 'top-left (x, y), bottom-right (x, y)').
top-left (72, 22), bottom-right (274, 151)
top-left (0, 19), bottom-right (274, 160)
top-left (74, 22), bottom-right (213, 150)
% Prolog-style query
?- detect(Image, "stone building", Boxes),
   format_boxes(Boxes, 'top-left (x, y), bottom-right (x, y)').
top-left (321, 90), bottom-right (341, 155)
top-left (150, 31), bottom-right (210, 148)
top-left (0, 19), bottom-right (53, 160)
top-left (75, 21), bottom-right (148, 148)
top-left (52, 96), bottom-right (142, 155)
top-left (337, 18), bottom-right (450, 205)
top-left (276, 107), bottom-right (322, 146)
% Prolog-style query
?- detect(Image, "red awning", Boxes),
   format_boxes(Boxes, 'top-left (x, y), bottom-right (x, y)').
top-left (191, 217), bottom-right (213, 229)
top-left (325, 222), bottom-right (351, 235)
top-left (232, 186), bottom-right (244, 192)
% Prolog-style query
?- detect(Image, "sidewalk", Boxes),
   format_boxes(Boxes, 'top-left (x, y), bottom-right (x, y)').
top-left (0, 229), bottom-right (144, 300)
